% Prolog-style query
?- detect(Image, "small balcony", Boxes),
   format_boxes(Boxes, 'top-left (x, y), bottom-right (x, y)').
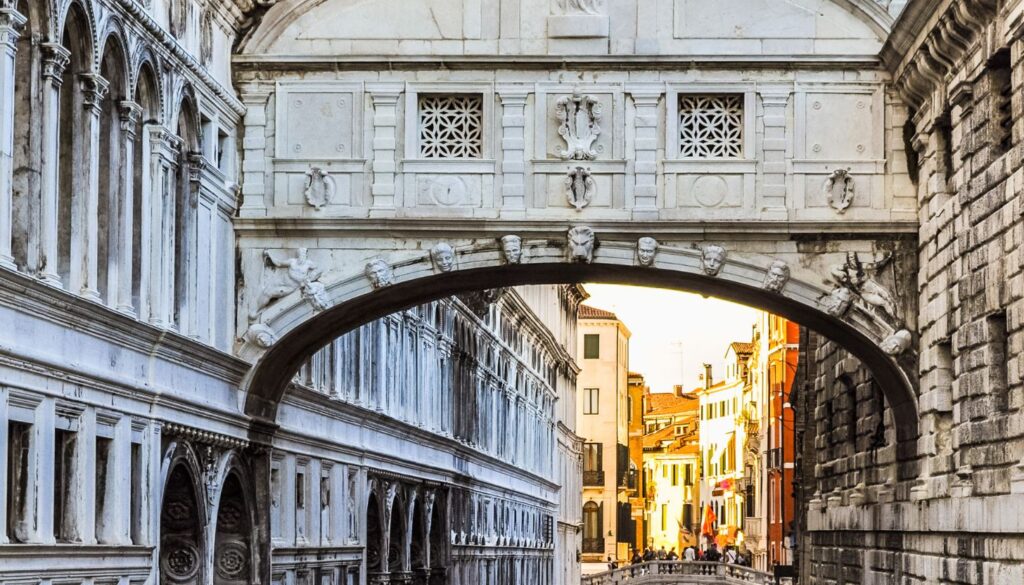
top-left (582, 537), bottom-right (605, 553)
top-left (767, 448), bottom-right (782, 470)
top-left (583, 470), bottom-right (606, 486)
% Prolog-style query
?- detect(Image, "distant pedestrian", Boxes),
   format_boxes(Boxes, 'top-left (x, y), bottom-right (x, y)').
top-left (607, 556), bottom-right (618, 571)
top-left (705, 543), bottom-right (722, 562)
top-left (657, 545), bottom-right (667, 560)
top-left (684, 546), bottom-right (696, 561)
top-left (667, 547), bottom-right (678, 560)
top-left (631, 551), bottom-right (643, 564)
top-left (725, 546), bottom-right (738, 564)
top-left (643, 547), bottom-right (655, 562)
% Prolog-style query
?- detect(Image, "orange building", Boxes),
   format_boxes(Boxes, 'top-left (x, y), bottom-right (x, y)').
top-left (752, 313), bottom-right (799, 568)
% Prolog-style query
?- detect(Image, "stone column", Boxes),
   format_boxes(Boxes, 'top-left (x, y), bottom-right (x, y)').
top-left (759, 89), bottom-right (791, 217)
top-left (115, 101), bottom-right (141, 313)
top-left (143, 125), bottom-right (180, 327)
top-left (237, 83), bottom-right (272, 216)
top-left (0, 5), bottom-right (26, 269)
top-left (367, 84), bottom-right (403, 212)
top-left (111, 416), bottom-right (132, 544)
top-left (629, 88), bottom-right (661, 216)
top-left (38, 43), bottom-right (69, 286)
top-left (75, 72), bottom-right (108, 300)
top-left (497, 87), bottom-right (529, 213)
top-left (34, 398), bottom-right (55, 544)
top-left (179, 152), bottom-right (205, 337)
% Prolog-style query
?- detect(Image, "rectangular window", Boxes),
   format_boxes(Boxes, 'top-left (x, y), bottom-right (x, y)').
top-left (130, 441), bottom-right (144, 544)
top-left (682, 503), bottom-right (693, 531)
top-left (583, 443), bottom-right (603, 472)
top-left (270, 462), bottom-right (282, 538)
top-left (627, 397), bottom-right (633, 423)
top-left (6, 421), bottom-right (31, 542)
top-left (987, 311), bottom-right (1009, 411)
top-left (296, 469), bottom-right (306, 509)
top-left (583, 388), bottom-right (600, 415)
top-left (988, 49), bottom-right (1013, 154)
top-left (661, 503), bottom-right (667, 532)
top-left (418, 94), bottom-right (484, 158)
top-left (684, 464), bottom-right (693, 486)
top-left (583, 334), bottom-right (600, 359)
top-left (678, 94), bottom-right (744, 158)
top-left (53, 429), bottom-right (75, 542)
top-left (671, 464), bottom-right (678, 486)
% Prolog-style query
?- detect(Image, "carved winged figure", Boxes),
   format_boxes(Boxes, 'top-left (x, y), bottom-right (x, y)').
top-left (830, 252), bottom-right (898, 320)
top-left (250, 248), bottom-right (324, 320)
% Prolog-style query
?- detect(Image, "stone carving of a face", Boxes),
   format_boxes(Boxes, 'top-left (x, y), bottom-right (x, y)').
top-left (880, 329), bottom-right (913, 355)
top-left (244, 323), bottom-right (278, 349)
top-left (701, 245), bottom-right (726, 276)
top-left (763, 260), bottom-right (791, 293)
top-left (365, 259), bottom-right (394, 289)
top-left (431, 243), bottom-right (456, 273)
top-left (500, 235), bottom-right (523, 264)
top-left (637, 237), bottom-right (658, 267)
top-left (823, 287), bottom-right (853, 317)
top-left (567, 226), bottom-right (596, 263)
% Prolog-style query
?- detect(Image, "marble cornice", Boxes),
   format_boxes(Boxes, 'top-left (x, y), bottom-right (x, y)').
top-left (233, 217), bottom-right (918, 239)
top-left (0, 267), bottom-right (250, 384)
top-left (232, 54), bottom-right (882, 72)
top-left (881, 0), bottom-right (997, 109)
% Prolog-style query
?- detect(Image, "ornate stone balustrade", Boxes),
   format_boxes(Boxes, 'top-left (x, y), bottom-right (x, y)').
top-left (581, 561), bottom-right (776, 585)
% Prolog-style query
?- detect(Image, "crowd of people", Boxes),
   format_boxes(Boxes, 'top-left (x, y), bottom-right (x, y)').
top-left (607, 542), bottom-right (752, 572)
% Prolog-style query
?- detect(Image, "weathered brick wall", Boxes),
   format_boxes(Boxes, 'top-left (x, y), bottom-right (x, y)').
top-left (795, 2), bottom-right (1024, 583)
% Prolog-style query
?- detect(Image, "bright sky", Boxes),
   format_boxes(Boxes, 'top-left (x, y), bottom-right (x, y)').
top-left (582, 283), bottom-right (761, 393)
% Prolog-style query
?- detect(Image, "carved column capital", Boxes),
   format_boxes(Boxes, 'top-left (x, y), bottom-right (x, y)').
top-left (118, 101), bottom-right (143, 137)
top-left (40, 42), bottom-right (70, 84)
top-left (0, 6), bottom-right (27, 49)
top-left (78, 72), bottom-right (109, 114)
top-left (187, 152), bottom-right (207, 183)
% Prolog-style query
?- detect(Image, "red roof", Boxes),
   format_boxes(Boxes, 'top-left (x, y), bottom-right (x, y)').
top-left (646, 392), bottom-right (699, 414)
top-left (579, 304), bottom-right (619, 320)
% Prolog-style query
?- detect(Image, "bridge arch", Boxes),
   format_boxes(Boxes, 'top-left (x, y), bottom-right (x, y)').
top-left (241, 234), bottom-right (919, 450)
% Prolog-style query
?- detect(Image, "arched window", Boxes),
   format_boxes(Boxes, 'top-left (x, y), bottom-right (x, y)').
top-left (98, 36), bottom-right (127, 306)
top-left (172, 96), bottom-right (199, 333)
top-left (56, 4), bottom-right (92, 290)
top-left (132, 63), bottom-right (160, 315)
top-left (10, 0), bottom-right (40, 273)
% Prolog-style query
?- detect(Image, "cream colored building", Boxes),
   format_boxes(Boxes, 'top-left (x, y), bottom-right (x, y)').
top-left (698, 344), bottom-right (754, 549)
top-left (577, 305), bottom-right (631, 569)
top-left (641, 390), bottom-right (701, 555)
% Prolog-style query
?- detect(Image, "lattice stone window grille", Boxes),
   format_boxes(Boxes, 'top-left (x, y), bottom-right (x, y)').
top-left (418, 94), bottom-right (485, 159)
top-left (678, 94), bottom-right (744, 158)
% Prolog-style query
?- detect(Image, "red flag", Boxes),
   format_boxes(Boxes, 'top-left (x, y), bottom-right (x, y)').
top-left (701, 504), bottom-right (717, 537)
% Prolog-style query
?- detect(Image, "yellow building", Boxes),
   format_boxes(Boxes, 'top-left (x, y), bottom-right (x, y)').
top-left (627, 372), bottom-right (648, 553)
top-left (577, 305), bottom-right (631, 569)
top-left (641, 389), bottom-right (701, 555)
top-left (697, 343), bottom-right (755, 549)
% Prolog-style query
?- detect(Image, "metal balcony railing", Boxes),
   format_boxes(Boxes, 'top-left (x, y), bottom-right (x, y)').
top-left (583, 470), bottom-right (606, 486)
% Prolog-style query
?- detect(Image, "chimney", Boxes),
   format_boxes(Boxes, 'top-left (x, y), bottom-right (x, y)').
top-left (703, 363), bottom-right (713, 390)
top-left (674, 384), bottom-right (684, 397)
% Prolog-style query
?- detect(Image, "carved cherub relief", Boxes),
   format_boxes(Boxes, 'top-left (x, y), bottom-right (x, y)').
top-left (250, 248), bottom-right (324, 320)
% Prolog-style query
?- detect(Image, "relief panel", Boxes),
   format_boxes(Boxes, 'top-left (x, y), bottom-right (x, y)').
top-left (802, 92), bottom-right (877, 160)
top-left (542, 93), bottom-right (614, 160)
top-left (276, 85), bottom-right (360, 160)
top-left (282, 172), bottom-right (354, 208)
top-left (415, 175), bottom-right (484, 208)
top-left (675, 174), bottom-right (744, 208)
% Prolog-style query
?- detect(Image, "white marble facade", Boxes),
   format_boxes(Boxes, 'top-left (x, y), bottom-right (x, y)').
top-left (12, 1), bottom-right (1020, 585)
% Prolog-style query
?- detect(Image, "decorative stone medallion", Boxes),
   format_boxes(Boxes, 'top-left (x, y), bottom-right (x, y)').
top-left (162, 538), bottom-right (201, 582)
top-left (556, 93), bottom-right (602, 160)
top-left (565, 166), bottom-right (595, 210)
top-left (215, 541), bottom-right (249, 580)
top-left (304, 167), bottom-right (336, 210)
top-left (824, 168), bottom-right (855, 214)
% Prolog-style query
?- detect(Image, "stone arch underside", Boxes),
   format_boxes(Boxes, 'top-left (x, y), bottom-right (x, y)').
top-left (242, 239), bottom-right (920, 452)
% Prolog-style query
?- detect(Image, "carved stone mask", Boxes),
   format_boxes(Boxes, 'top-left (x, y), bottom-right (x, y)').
top-left (701, 245), bottom-right (726, 276)
top-left (431, 243), bottom-right (456, 272)
top-left (824, 287), bottom-right (853, 317)
top-left (567, 227), bottom-right (595, 263)
top-left (365, 260), bottom-right (394, 289)
top-left (637, 237), bottom-right (658, 266)
top-left (500, 235), bottom-right (522, 264)
top-left (881, 329), bottom-right (913, 355)
top-left (763, 260), bottom-right (790, 293)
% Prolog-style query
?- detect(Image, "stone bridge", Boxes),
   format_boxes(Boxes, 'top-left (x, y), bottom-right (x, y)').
top-left (580, 561), bottom-right (776, 585)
